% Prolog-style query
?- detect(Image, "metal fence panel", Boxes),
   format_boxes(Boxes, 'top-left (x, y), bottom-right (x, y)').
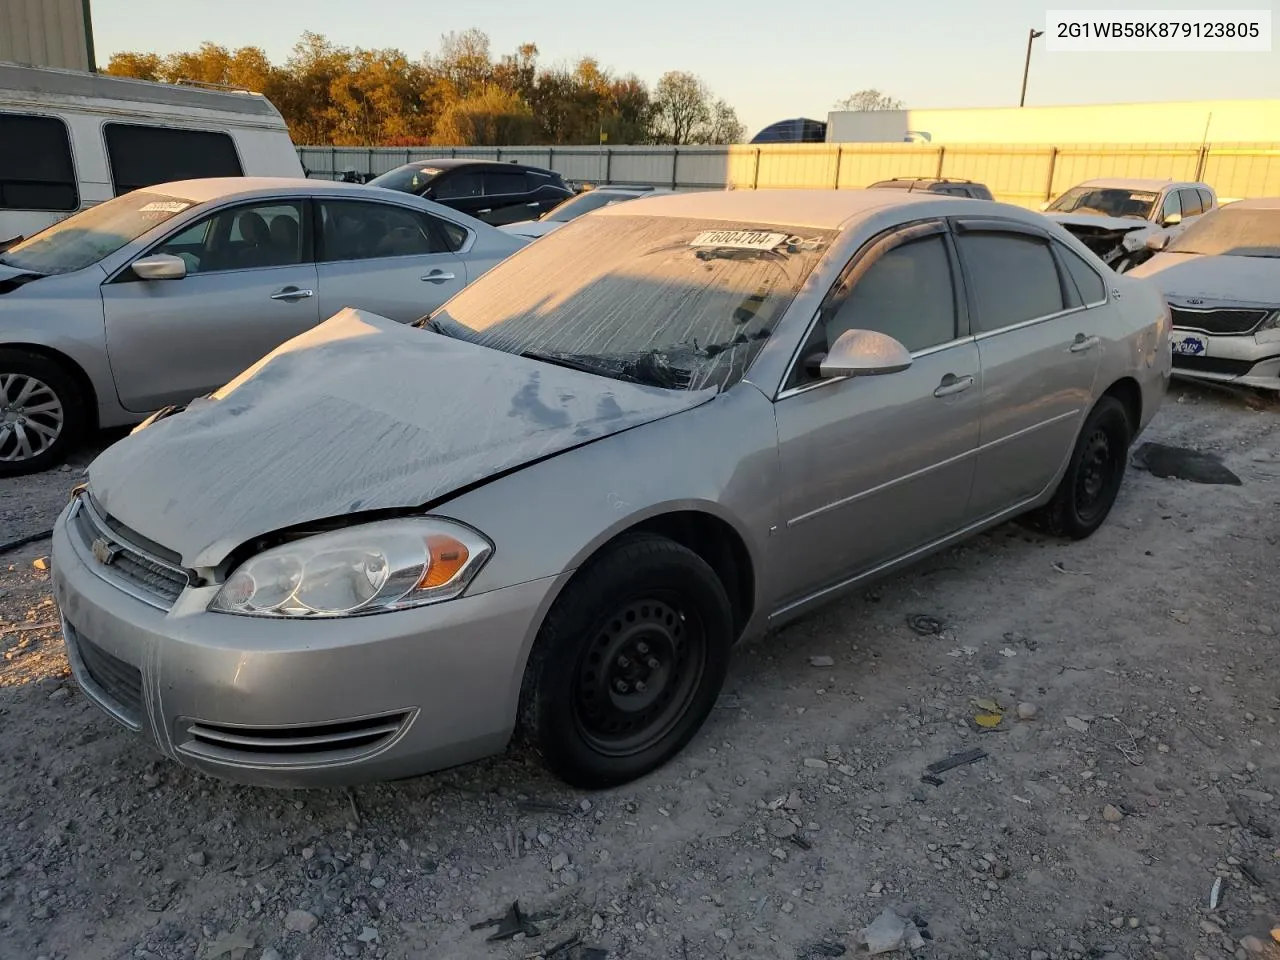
top-left (1200, 143), bottom-right (1280, 199)
top-left (1050, 143), bottom-right (1201, 198)
top-left (836, 144), bottom-right (941, 189)
top-left (941, 145), bottom-right (1055, 209)
top-left (296, 142), bottom-right (1280, 204)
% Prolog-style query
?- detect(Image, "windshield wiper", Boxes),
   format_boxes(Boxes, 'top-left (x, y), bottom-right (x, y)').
top-left (520, 350), bottom-right (615, 376)
top-left (521, 350), bottom-right (691, 390)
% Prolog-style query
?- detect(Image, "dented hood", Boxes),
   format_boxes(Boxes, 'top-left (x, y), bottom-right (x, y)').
top-left (87, 308), bottom-right (716, 567)
top-left (1046, 213), bottom-right (1152, 234)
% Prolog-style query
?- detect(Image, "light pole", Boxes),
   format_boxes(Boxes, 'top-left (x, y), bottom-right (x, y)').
top-left (1020, 28), bottom-right (1044, 107)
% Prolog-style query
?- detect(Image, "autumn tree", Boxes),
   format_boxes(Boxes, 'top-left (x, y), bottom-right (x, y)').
top-left (433, 84), bottom-right (537, 146)
top-left (834, 89), bottom-right (903, 111)
top-left (103, 30), bottom-right (738, 148)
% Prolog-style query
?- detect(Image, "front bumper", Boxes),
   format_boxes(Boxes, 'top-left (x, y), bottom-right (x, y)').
top-left (1170, 330), bottom-right (1280, 391)
top-left (50, 502), bottom-right (559, 787)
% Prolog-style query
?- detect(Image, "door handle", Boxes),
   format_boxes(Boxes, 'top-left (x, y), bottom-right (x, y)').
top-left (477, 208), bottom-right (492, 215)
top-left (526, 202), bottom-right (541, 208)
top-left (270, 287), bottom-right (314, 302)
top-left (933, 373), bottom-right (974, 398)
top-left (1070, 333), bottom-right (1101, 353)
top-left (421, 270), bottom-right (456, 283)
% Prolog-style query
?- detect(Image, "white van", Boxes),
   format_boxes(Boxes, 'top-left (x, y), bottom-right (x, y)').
top-left (1, 62), bottom-right (304, 246)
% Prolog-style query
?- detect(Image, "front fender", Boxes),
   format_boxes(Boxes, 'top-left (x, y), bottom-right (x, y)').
top-left (434, 383), bottom-right (781, 624)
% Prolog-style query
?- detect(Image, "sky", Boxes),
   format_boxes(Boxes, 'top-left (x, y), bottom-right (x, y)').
top-left (87, 0), bottom-right (1280, 138)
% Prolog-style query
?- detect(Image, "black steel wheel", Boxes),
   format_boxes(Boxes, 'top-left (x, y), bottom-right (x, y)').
top-left (1025, 395), bottom-right (1131, 540)
top-left (520, 534), bottom-right (733, 788)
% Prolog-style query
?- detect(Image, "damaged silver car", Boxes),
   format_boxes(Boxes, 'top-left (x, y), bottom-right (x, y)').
top-left (1043, 178), bottom-right (1216, 273)
top-left (51, 190), bottom-right (1171, 789)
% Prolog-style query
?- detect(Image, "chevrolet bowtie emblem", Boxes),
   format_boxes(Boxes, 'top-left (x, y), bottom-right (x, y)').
top-left (90, 537), bottom-right (117, 566)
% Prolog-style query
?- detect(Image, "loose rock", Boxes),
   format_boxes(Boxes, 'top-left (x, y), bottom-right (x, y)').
top-left (1102, 804), bottom-right (1124, 823)
top-left (284, 910), bottom-right (319, 935)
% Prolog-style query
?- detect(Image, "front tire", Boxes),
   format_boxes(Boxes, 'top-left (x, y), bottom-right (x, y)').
top-left (0, 349), bottom-right (86, 477)
top-left (520, 534), bottom-right (734, 789)
top-left (1025, 395), bottom-right (1131, 540)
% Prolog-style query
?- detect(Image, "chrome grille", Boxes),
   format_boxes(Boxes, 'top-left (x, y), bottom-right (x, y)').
top-left (70, 494), bottom-right (190, 610)
top-left (1169, 307), bottom-right (1270, 336)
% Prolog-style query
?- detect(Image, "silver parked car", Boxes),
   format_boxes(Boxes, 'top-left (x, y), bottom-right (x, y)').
top-left (1128, 199), bottom-right (1280, 389)
top-left (51, 190), bottom-right (1171, 790)
top-left (499, 185), bottom-right (676, 240)
top-left (0, 177), bottom-right (524, 475)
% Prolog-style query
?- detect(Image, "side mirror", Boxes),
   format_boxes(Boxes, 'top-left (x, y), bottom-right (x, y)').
top-left (1145, 232), bottom-right (1171, 252)
top-left (1161, 212), bottom-right (1182, 229)
top-left (809, 329), bottom-right (912, 379)
top-left (132, 254), bottom-right (187, 281)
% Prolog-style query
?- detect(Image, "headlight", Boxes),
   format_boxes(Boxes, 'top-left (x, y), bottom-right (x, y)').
top-left (209, 518), bottom-right (492, 618)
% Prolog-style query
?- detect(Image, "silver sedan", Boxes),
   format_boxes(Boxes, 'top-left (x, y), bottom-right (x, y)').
top-left (0, 178), bottom-right (524, 475)
top-left (51, 189), bottom-right (1171, 790)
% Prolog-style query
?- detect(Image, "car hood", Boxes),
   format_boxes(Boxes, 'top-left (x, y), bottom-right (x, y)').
top-left (1126, 252), bottom-right (1280, 307)
top-left (1046, 213), bottom-right (1152, 233)
top-left (86, 308), bottom-right (717, 568)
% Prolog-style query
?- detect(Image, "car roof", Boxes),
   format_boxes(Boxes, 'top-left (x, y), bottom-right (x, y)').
top-left (383, 159), bottom-right (556, 175)
top-left (1077, 178), bottom-right (1207, 191)
top-left (141, 177), bottom-right (456, 204)
top-left (1215, 197), bottom-right (1280, 211)
top-left (592, 188), bottom-right (1031, 231)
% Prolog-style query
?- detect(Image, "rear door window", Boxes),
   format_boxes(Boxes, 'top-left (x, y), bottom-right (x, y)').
top-left (0, 113), bottom-right (77, 211)
top-left (1198, 188), bottom-right (1215, 211)
top-left (484, 171), bottom-right (530, 196)
top-left (105, 123), bottom-right (243, 195)
top-left (956, 231), bottom-right (1066, 333)
top-left (317, 199), bottom-right (454, 260)
top-left (1178, 189), bottom-right (1203, 217)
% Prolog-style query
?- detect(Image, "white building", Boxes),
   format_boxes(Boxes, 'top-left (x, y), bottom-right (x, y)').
top-left (826, 100), bottom-right (1280, 144)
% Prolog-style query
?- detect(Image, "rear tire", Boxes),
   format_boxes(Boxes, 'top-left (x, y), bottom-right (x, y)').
top-left (1023, 395), bottom-right (1131, 540)
top-left (520, 534), bottom-right (733, 789)
top-left (0, 349), bottom-right (86, 477)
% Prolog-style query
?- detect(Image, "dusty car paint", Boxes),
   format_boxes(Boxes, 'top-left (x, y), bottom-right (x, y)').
top-left (88, 309), bottom-right (716, 568)
top-left (52, 189), bottom-right (1171, 788)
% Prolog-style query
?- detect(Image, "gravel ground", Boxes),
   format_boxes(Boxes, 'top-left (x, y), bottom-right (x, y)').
top-left (2, 384), bottom-right (1279, 960)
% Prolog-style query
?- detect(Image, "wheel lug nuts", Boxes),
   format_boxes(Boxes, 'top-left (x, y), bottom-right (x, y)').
top-left (636, 642), bottom-right (649, 655)
top-left (614, 679), bottom-right (629, 693)
top-left (634, 680), bottom-right (647, 693)
top-left (617, 655), bottom-right (630, 668)
top-left (647, 657), bottom-right (660, 670)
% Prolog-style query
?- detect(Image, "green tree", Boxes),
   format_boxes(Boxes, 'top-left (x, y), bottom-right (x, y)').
top-left (432, 84), bottom-right (537, 146)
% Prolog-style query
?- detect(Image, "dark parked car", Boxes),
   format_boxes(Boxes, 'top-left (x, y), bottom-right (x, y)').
top-left (367, 159), bottom-right (574, 226)
top-left (867, 177), bottom-right (994, 200)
